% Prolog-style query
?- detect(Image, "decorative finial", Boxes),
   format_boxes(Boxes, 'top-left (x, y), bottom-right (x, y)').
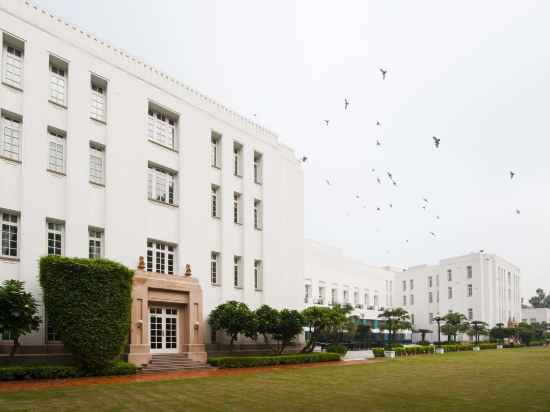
top-left (185, 264), bottom-right (192, 277)
top-left (138, 256), bottom-right (145, 270)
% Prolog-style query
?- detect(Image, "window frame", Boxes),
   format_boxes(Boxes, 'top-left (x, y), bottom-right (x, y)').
top-left (2, 40), bottom-right (24, 89)
top-left (146, 239), bottom-right (176, 275)
top-left (211, 185), bottom-right (220, 218)
top-left (1, 113), bottom-right (22, 162)
top-left (448, 286), bottom-right (453, 299)
top-left (89, 143), bottom-right (105, 186)
top-left (148, 164), bottom-right (177, 206)
top-left (253, 151), bottom-right (263, 184)
top-left (90, 77), bottom-right (107, 123)
top-left (1, 211), bottom-right (19, 259)
top-left (47, 128), bottom-right (66, 175)
top-left (233, 192), bottom-right (242, 224)
top-left (233, 255), bottom-right (242, 288)
top-left (233, 142), bottom-right (242, 177)
top-left (49, 60), bottom-right (68, 107)
top-left (88, 228), bottom-right (103, 259)
top-left (254, 259), bottom-right (263, 291)
top-left (211, 251), bottom-right (220, 285)
top-left (254, 199), bottom-right (262, 230)
top-left (46, 220), bottom-right (64, 256)
top-left (147, 105), bottom-right (178, 151)
top-left (211, 132), bottom-right (221, 168)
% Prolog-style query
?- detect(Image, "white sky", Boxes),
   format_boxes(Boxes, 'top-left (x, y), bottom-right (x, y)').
top-left (31, 0), bottom-right (550, 299)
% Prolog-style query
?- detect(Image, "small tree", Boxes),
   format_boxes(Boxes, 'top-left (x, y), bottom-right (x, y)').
top-left (255, 305), bottom-right (279, 344)
top-left (490, 323), bottom-right (506, 344)
top-left (416, 328), bottom-right (433, 343)
top-left (272, 309), bottom-right (304, 354)
top-left (301, 304), bottom-right (353, 353)
top-left (0, 280), bottom-right (41, 356)
top-left (529, 289), bottom-right (550, 309)
top-left (441, 312), bottom-right (469, 343)
top-left (378, 307), bottom-right (411, 349)
top-left (208, 301), bottom-right (256, 351)
top-left (468, 320), bottom-right (488, 345)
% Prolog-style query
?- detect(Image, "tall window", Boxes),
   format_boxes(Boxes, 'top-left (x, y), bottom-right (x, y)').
top-left (211, 185), bottom-right (220, 218)
top-left (429, 313), bottom-right (434, 324)
top-left (364, 293), bottom-right (370, 307)
top-left (428, 291), bottom-right (433, 303)
top-left (89, 143), bottom-right (105, 185)
top-left (47, 320), bottom-right (60, 343)
top-left (436, 274), bottom-right (440, 287)
top-left (305, 284), bottom-right (312, 303)
top-left (2, 38), bottom-right (24, 89)
top-left (88, 229), bottom-right (103, 259)
top-left (47, 221), bottom-right (64, 256)
top-left (437, 290), bottom-right (440, 302)
top-left (447, 269), bottom-right (452, 282)
top-left (47, 128), bottom-right (66, 174)
top-left (49, 57), bottom-right (67, 106)
top-left (254, 260), bottom-right (263, 290)
top-left (410, 294), bottom-right (414, 305)
top-left (1, 212), bottom-right (18, 258)
top-left (211, 132), bottom-right (221, 168)
top-left (90, 77), bottom-right (107, 122)
top-left (467, 284), bottom-right (473, 297)
top-left (148, 165), bottom-right (177, 205)
top-left (331, 288), bottom-right (337, 305)
top-left (403, 295), bottom-right (407, 306)
top-left (147, 106), bottom-right (177, 150)
top-left (319, 287), bottom-right (325, 304)
top-left (1, 114), bottom-right (21, 161)
top-left (254, 199), bottom-right (262, 230)
top-left (233, 256), bottom-right (242, 288)
top-left (448, 286), bottom-right (453, 299)
top-left (254, 151), bottom-right (263, 184)
top-left (211, 251), bottom-right (219, 285)
top-left (146, 240), bottom-right (175, 275)
top-left (402, 280), bottom-right (406, 291)
top-left (468, 308), bottom-right (473, 321)
top-left (233, 142), bottom-right (242, 177)
top-left (233, 192), bottom-right (242, 224)
top-left (343, 290), bottom-right (349, 304)
top-left (467, 266), bottom-right (473, 279)
top-left (354, 291), bottom-right (359, 305)
top-left (373, 294), bottom-right (379, 307)
top-left (428, 276), bottom-right (433, 288)
top-left (410, 279), bottom-right (414, 290)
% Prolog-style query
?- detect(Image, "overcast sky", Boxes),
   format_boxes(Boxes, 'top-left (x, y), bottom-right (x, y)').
top-left (32, 0), bottom-right (550, 299)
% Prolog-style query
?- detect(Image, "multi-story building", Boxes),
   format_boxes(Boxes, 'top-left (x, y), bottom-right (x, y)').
top-left (0, 0), bottom-right (303, 359)
top-left (394, 252), bottom-right (521, 342)
top-left (521, 307), bottom-right (550, 328)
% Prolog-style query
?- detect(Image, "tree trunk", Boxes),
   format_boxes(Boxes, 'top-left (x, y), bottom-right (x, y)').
top-left (10, 336), bottom-right (20, 357)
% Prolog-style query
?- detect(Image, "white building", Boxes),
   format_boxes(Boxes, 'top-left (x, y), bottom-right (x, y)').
top-left (521, 307), bottom-right (550, 326)
top-left (0, 0), bottom-right (303, 355)
top-left (394, 253), bottom-right (521, 342)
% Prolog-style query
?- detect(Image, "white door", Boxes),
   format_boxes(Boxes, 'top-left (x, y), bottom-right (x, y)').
top-left (150, 306), bottom-right (178, 353)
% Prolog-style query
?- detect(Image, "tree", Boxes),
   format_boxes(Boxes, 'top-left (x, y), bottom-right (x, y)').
top-left (271, 309), bottom-right (304, 354)
top-left (433, 316), bottom-right (444, 345)
top-left (0, 280), bottom-right (41, 356)
top-left (441, 312), bottom-right (469, 343)
top-left (415, 328), bottom-right (433, 343)
top-left (301, 304), bottom-right (353, 353)
top-left (255, 305), bottom-right (279, 344)
top-left (490, 323), bottom-right (507, 344)
top-left (208, 301), bottom-right (256, 351)
top-left (468, 320), bottom-right (488, 345)
top-left (515, 322), bottom-right (537, 345)
top-left (529, 289), bottom-right (550, 308)
top-left (378, 307), bottom-right (411, 349)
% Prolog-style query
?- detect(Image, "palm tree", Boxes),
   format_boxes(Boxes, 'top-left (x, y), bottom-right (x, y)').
top-left (469, 320), bottom-right (488, 345)
top-left (433, 316), bottom-right (444, 345)
top-left (378, 307), bottom-right (411, 349)
top-left (441, 312), bottom-right (469, 343)
top-left (415, 328), bottom-right (433, 343)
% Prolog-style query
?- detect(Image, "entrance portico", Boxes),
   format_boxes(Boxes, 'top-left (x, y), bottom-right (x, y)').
top-left (126, 258), bottom-right (207, 366)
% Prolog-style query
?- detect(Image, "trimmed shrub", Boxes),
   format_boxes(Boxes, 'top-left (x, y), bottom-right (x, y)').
top-left (372, 348), bottom-right (385, 357)
top-left (479, 343), bottom-right (497, 350)
top-left (0, 361), bottom-right (136, 381)
top-left (208, 353), bottom-right (340, 368)
top-left (39, 256), bottom-right (134, 372)
top-left (527, 340), bottom-right (544, 347)
top-left (326, 344), bottom-right (348, 356)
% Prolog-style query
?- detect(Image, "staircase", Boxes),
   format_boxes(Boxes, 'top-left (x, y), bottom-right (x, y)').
top-left (140, 354), bottom-right (213, 374)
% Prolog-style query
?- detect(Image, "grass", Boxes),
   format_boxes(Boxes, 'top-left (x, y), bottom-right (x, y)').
top-left (1, 348), bottom-right (550, 411)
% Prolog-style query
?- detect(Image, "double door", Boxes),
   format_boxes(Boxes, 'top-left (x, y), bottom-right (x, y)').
top-left (150, 306), bottom-right (178, 353)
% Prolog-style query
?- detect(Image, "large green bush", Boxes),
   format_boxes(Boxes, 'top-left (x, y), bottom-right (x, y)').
top-left (208, 353), bottom-right (340, 368)
top-left (0, 361), bottom-right (137, 381)
top-left (326, 343), bottom-right (348, 356)
top-left (39, 256), bottom-right (133, 372)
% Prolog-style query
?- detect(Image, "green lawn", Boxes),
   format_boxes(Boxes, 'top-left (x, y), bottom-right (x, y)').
top-left (1, 348), bottom-right (550, 411)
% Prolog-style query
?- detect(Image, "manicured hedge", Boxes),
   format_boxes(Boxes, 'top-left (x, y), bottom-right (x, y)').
top-left (208, 353), bottom-right (341, 368)
top-left (326, 344), bottom-right (348, 355)
top-left (39, 256), bottom-right (134, 372)
top-left (0, 361), bottom-right (137, 381)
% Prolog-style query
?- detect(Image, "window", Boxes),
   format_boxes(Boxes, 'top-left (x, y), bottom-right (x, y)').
top-left (254, 199), bottom-right (262, 230)
top-left (1, 212), bottom-right (18, 258)
top-left (211, 251), bottom-right (219, 285)
top-left (89, 143), bottom-right (105, 185)
top-left (428, 276), bottom-right (433, 288)
top-left (467, 266), bottom-right (473, 279)
top-left (467, 284), bottom-right (473, 297)
top-left (254, 260), bottom-right (263, 290)
top-left (254, 151), bottom-right (263, 184)
top-left (466, 308), bottom-right (473, 321)
top-left (429, 313), bottom-right (434, 324)
top-left (211, 185), bottom-right (220, 218)
top-left (211, 132), bottom-right (221, 168)
top-left (343, 290), bottom-right (349, 304)
top-left (49, 56), bottom-right (68, 106)
top-left (448, 286), bottom-right (453, 299)
top-left (373, 294), bottom-right (379, 307)
top-left (410, 294), bottom-right (414, 305)
top-left (318, 287), bottom-right (325, 304)
top-left (402, 280), bottom-right (406, 291)
top-left (88, 229), bottom-right (103, 259)
top-left (47, 320), bottom-right (60, 343)
top-left (233, 142), bottom-right (242, 177)
top-left (331, 288), bottom-right (337, 305)
top-left (233, 192), bottom-right (242, 224)
top-left (403, 295), bottom-right (407, 306)
top-left (2, 36), bottom-right (24, 89)
top-left (436, 274), bottom-right (440, 287)
top-left (146, 240), bottom-right (176, 275)
top-left (233, 256), bottom-right (242, 288)
top-left (428, 291), bottom-right (433, 303)
top-left (437, 290), bottom-right (440, 302)
top-left (147, 105), bottom-right (177, 150)
top-left (47, 221), bottom-right (64, 256)
top-left (148, 165), bottom-right (177, 205)
top-left (354, 291), bottom-right (359, 305)
top-left (1, 113), bottom-right (21, 161)
top-left (47, 128), bottom-right (66, 174)
top-left (410, 279), bottom-right (414, 290)
top-left (411, 314), bottom-right (415, 325)
top-left (447, 269), bottom-right (452, 282)
top-left (364, 293), bottom-right (370, 307)
top-left (90, 76), bottom-right (107, 122)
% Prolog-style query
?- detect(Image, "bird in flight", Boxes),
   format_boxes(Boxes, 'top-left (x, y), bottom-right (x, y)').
top-left (376, 140), bottom-right (382, 147)
top-left (422, 205), bottom-right (427, 210)
top-left (376, 120), bottom-right (381, 126)
top-left (387, 172), bottom-right (393, 180)
top-left (389, 203), bottom-right (393, 208)
top-left (371, 168), bottom-right (376, 173)
top-left (515, 209), bottom-right (521, 215)
top-left (325, 179), bottom-right (331, 186)
top-left (423, 198), bottom-right (429, 203)
top-left (344, 98), bottom-right (350, 110)
top-left (355, 195), bottom-right (360, 199)
top-left (429, 232), bottom-right (436, 237)
top-left (510, 171), bottom-right (515, 179)
top-left (323, 120), bottom-right (330, 126)
top-left (379, 68), bottom-right (388, 80)
top-left (301, 156), bottom-right (308, 163)
top-left (432, 136), bottom-right (441, 148)
top-left (436, 216), bottom-right (440, 220)
top-left (393, 181), bottom-right (398, 187)
top-left (376, 207), bottom-right (381, 211)
top-left (376, 177), bottom-right (381, 184)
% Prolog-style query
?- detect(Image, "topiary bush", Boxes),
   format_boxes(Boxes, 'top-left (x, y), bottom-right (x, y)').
top-left (372, 348), bottom-right (385, 357)
top-left (39, 256), bottom-right (133, 373)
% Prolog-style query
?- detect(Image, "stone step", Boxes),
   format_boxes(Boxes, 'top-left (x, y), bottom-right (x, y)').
top-left (140, 365), bottom-right (213, 374)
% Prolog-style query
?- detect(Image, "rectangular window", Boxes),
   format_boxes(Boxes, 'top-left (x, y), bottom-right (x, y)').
top-left (146, 240), bottom-right (176, 275)
top-left (343, 290), bottom-right (349, 304)
top-left (1, 113), bottom-right (21, 161)
top-left (467, 284), bottom-right (473, 297)
top-left (437, 290), bottom-right (440, 302)
top-left (233, 192), bottom-right (242, 224)
top-left (447, 269), bottom-right (452, 282)
top-left (354, 291), bottom-right (359, 305)
top-left (49, 56), bottom-right (68, 106)
top-left (1, 212), bottom-right (18, 258)
top-left (468, 308), bottom-right (473, 321)
top-left (89, 143), bottom-right (105, 185)
top-left (318, 287), bottom-right (325, 304)
top-left (305, 284), bottom-right (312, 303)
top-left (148, 165), bottom-right (177, 205)
top-left (436, 274), bottom-right (440, 287)
top-left (428, 291), bottom-right (433, 303)
top-left (331, 289), bottom-right (337, 305)
top-left (428, 276), bottom-right (433, 288)
top-left (211, 131), bottom-right (221, 168)
top-left (2, 36), bottom-right (24, 89)
top-left (233, 142), bottom-right (242, 177)
top-left (410, 279), bottom-right (414, 290)
top-left (410, 294), bottom-right (414, 305)
top-left (448, 286), bottom-right (453, 299)
top-left (429, 313), bottom-right (434, 324)
top-left (47, 221), bottom-right (64, 256)
top-left (211, 185), bottom-right (220, 218)
top-left (211, 251), bottom-right (219, 285)
top-left (47, 128), bottom-right (66, 174)
top-left (47, 320), bottom-right (60, 343)
top-left (364, 293), bottom-right (370, 307)
top-left (147, 104), bottom-right (177, 150)
top-left (402, 280), bottom-right (406, 292)
top-left (90, 76), bottom-right (107, 122)
top-left (233, 256), bottom-right (242, 288)
top-left (254, 151), bottom-right (263, 184)
top-left (254, 199), bottom-right (262, 230)
top-left (254, 260), bottom-right (263, 290)
top-left (467, 265), bottom-right (473, 279)
top-left (88, 229), bottom-right (103, 259)
top-left (403, 295), bottom-right (407, 306)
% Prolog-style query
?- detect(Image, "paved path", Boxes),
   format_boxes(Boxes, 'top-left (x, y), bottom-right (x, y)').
top-left (0, 359), bottom-right (378, 393)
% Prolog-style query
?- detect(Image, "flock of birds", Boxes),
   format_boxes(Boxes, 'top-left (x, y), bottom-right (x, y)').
top-left (299, 67), bottom-right (521, 248)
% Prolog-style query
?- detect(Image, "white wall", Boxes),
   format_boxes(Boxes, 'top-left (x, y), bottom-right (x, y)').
top-left (521, 308), bottom-right (550, 325)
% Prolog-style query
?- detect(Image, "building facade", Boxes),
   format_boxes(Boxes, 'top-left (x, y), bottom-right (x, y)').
top-left (0, 0), bottom-right (304, 356)
top-left (521, 307), bottom-right (550, 327)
